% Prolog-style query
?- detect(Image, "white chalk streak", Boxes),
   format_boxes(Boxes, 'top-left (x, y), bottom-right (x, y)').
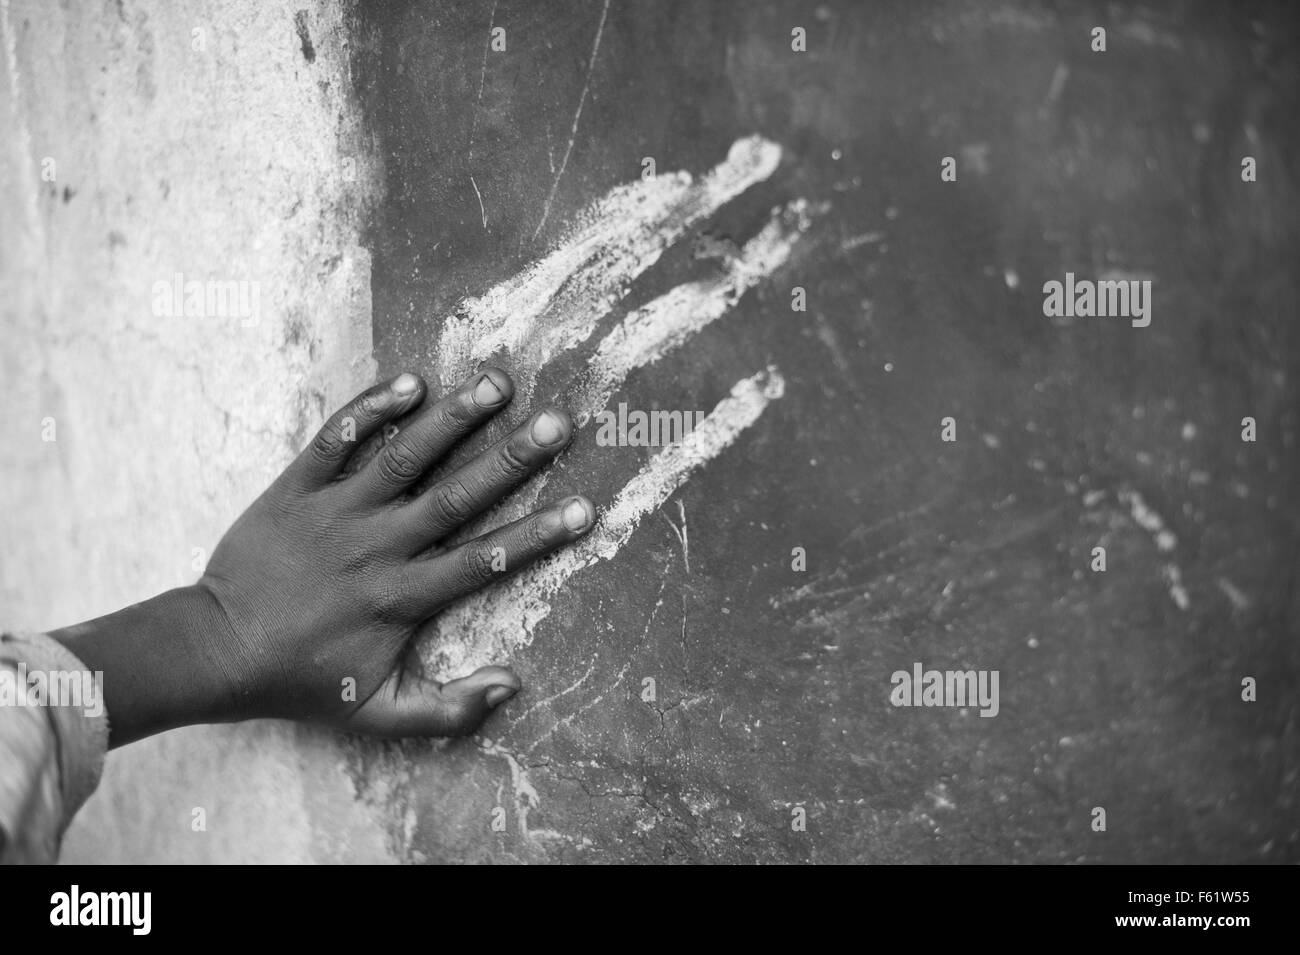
top-left (1120, 488), bottom-right (1177, 552)
top-left (439, 197), bottom-right (820, 554)
top-left (1119, 488), bottom-right (1188, 610)
top-left (436, 136), bottom-right (783, 381)
top-left (575, 198), bottom-right (821, 424)
top-left (422, 367), bottom-right (786, 679)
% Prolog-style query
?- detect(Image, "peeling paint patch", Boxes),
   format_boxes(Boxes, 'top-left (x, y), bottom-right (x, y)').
top-left (294, 10), bottom-right (316, 63)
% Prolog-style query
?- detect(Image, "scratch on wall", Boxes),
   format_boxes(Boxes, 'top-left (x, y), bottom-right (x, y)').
top-left (531, 0), bottom-right (611, 241)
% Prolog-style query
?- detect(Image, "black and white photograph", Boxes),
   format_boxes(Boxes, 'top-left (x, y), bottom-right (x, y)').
top-left (0, 0), bottom-right (1295, 915)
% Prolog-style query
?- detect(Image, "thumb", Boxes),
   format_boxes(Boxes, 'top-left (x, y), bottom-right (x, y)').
top-left (349, 664), bottom-right (520, 738)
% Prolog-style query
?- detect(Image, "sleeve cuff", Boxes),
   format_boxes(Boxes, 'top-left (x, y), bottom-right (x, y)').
top-left (0, 631), bottom-right (111, 851)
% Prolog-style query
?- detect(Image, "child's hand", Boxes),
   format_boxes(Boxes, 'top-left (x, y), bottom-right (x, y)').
top-left (52, 370), bottom-right (594, 745)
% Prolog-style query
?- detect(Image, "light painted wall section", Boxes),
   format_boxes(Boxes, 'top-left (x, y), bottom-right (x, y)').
top-left (0, 0), bottom-right (394, 862)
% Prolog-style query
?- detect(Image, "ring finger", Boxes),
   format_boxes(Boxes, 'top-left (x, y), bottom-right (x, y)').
top-left (393, 407), bottom-right (574, 552)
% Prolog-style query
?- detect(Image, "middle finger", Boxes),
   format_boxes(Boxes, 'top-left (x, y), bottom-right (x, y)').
top-left (393, 406), bottom-right (574, 552)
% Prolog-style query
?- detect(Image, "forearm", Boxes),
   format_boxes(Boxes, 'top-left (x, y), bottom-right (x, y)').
top-left (48, 585), bottom-right (236, 748)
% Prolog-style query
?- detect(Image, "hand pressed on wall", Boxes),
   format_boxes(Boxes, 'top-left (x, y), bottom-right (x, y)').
top-left (51, 369), bottom-right (595, 746)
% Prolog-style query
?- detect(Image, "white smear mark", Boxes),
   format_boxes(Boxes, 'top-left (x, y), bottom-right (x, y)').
top-left (930, 783), bottom-right (956, 811)
top-left (422, 367), bottom-right (786, 680)
top-left (1118, 20), bottom-right (1182, 51)
top-left (840, 230), bottom-right (884, 252)
top-left (437, 135), bottom-right (784, 382)
top-left (1119, 488), bottom-right (1189, 610)
top-left (1121, 488), bottom-right (1178, 552)
top-left (480, 740), bottom-right (566, 844)
top-left (1163, 565), bottom-right (1190, 611)
top-left (531, 0), bottom-right (611, 242)
top-left (574, 198), bottom-right (820, 422)
top-left (1216, 577), bottom-right (1251, 612)
top-left (427, 139), bottom-right (807, 587)
top-left (1044, 62), bottom-right (1069, 106)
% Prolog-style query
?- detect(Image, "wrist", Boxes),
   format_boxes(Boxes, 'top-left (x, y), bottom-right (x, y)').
top-left (48, 584), bottom-right (239, 747)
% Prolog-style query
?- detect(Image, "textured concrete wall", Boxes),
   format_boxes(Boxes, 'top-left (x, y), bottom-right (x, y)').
top-left (0, 0), bottom-right (393, 862)
top-left (355, 0), bottom-right (1298, 863)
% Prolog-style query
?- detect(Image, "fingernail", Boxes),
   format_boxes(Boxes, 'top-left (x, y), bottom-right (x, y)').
top-left (562, 497), bottom-right (592, 531)
top-left (532, 410), bottom-right (566, 445)
top-left (392, 373), bottom-right (420, 395)
top-left (485, 684), bottom-right (517, 708)
top-left (473, 374), bottom-right (505, 407)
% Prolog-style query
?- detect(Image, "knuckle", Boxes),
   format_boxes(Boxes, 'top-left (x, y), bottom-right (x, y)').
top-left (356, 389), bottom-right (386, 420)
top-left (438, 704), bottom-right (479, 737)
top-left (496, 439), bottom-right (533, 477)
top-left (377, 440), bottom-right (423, 483)
top-left (371, 576), bottom-right (412, 622)
top-left (339, 538), bottom-right (376, 573)
top-left (431, 479), bottom-right (475, 526)
top-left (434, 399), bottom-right (475, 433)
top-left (520, 514), bottom-right (553, 551)
top-left (457, 544), bottom-right (498, 584)
top-left (310, 423), bottom-right (347, 463)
